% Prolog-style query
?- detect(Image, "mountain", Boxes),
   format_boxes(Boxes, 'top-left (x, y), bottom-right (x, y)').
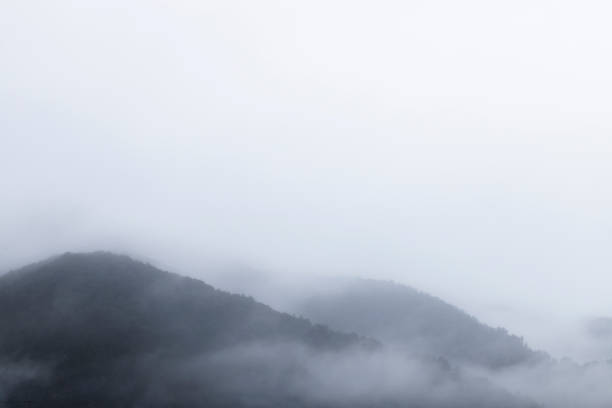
top-left (205, 266), bottom-right (547, 370)
top-left (295, 278), bottom-right (547, 369)
top-left (0, 252), bottom-right (537, 408)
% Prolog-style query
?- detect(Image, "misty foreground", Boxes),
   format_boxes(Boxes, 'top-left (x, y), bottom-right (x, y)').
top-left (0, 253), bottom-right (610, 407)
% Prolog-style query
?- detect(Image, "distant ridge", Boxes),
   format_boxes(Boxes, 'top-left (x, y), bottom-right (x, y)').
top-left (297, 277), bottom-right (549, 369)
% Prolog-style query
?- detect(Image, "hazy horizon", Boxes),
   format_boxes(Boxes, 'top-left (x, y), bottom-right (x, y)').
top-left (3, 1), bottom-right (612, 363)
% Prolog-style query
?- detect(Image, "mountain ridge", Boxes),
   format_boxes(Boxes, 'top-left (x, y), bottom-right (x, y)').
top-left (0, 252), bottom-right (538, 408)
top-left (295, 276), bottom-right (549, 369)
top-left (203, 264), bottom-right (548, 369)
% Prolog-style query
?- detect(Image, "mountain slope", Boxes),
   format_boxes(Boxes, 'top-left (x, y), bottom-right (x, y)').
top-left (0, 253), bottom-right (537, 408)
top-left (0, 253), bottom-right (368, 407)
top-left (296, 278), bottom-right (547, 369)
top-left (0, 252), bottom-right (362, 358)
top-left (206, 266), bottom-right (547, 370)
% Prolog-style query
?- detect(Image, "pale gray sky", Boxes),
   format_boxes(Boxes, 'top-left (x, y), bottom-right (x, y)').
top-left (2, 0), bottom-right (612, 360)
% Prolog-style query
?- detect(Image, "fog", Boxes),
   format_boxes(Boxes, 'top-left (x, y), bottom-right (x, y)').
top-left (2, 0), bottom-right (612, 363)
top-left (136, 342), bottom-right (534, 408)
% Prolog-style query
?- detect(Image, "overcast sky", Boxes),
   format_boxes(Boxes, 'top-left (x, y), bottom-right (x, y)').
top-left (2, 0), bottom-right (612, 361)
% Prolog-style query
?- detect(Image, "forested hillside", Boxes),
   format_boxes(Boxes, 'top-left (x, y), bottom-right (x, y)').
top-left (0, 253), bottom-right (537, 408)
